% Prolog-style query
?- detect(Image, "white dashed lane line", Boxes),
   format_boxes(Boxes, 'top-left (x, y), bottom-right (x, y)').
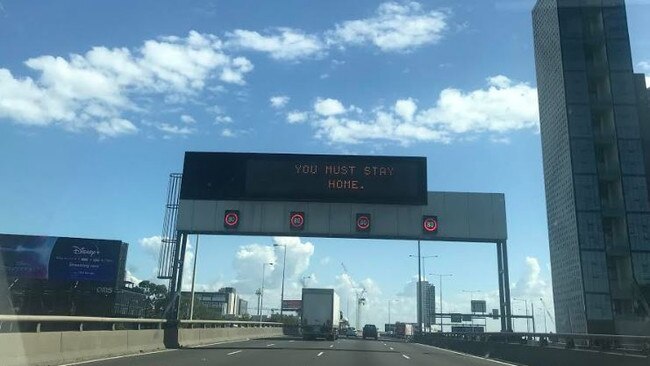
top-left (266, 344), bottom-right (275, 347)
top-left (317, 351), bottom-right (324, 357)
top-left (402, 354), bottom-right (410, 360)
top-left (227, 350), bottom-right (242, 356)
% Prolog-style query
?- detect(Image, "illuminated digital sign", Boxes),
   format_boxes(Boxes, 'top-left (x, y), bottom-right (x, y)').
top-left (180, 152), bottom-right (427, 205)
top-left (356, 213), bottom-right (371, 232)
top-left (290, 211), bottom-right (305, 231)
top-left (223, 210), bottom-right (240, 228)
top-left (422, 216), bottom-right (438, 233)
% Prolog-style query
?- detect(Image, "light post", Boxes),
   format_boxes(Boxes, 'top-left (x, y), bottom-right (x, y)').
top-left (273, 243), bottom-right (287, 318)
top-left (189, 235), bottom-right (200, 320)
top-left (513, 298), bottom-right (530, 332)
top-left (429, 273), bottom-right (452, 332)
top-left (259, 262), bottom-right (274, 326)
top-left (388, 299), bottom-right (397, 325)
top-left (410, 253), bottom-right (437, 331)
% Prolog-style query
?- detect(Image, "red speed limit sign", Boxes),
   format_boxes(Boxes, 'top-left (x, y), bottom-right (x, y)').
top-left (289, 211), bottom-right (305, 231)
top-left (223, 210), bottom-right (240, 229)
top-left (355, 213), bottom-right (371, 232)
top-left (422, 215), bottom-right (438, 233)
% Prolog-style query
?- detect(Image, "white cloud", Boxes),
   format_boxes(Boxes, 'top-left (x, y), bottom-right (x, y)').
top-left (646, 76), bottom-right (650, 88)
top-left (139, 235), bottom-right (162, 258)
top-left (180, 114), bottom-right (196, 124)
top-left (327, 2), bottom-right (448, 52)
top-left (394, 98), bottom-right (417, 121)
top-left (286, 110), bottom-right (308, 124)
top-left (320, 256), bottom-right (331, 265)
top-left (93, 118), bottom-right (138, 137)
top-left (314, 98), bottom-right (346, 116)
top-left (270, 95), bottom-right (290, 109)
top-left (157, 123), bottom-right (195, 135)
top-left (638, 61), bottom-right (650, 71)
top-left (307, 75), bottom-right (538, 145)
top-left (125, 269), bottom-right (141, 285)
top-left (215, 115), bottom-right (233, 124)
top-left (0, 31), bottom-right (253, 137)
top-left (221, 128), bottom-right (235, 137)
top-left (227, 28), bottom-right (325, 61)
top-left (511, 256), bottom-right (555, 332)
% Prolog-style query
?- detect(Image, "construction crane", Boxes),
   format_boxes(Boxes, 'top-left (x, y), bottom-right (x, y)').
top-left (341, 263), bottom-right (367, 330)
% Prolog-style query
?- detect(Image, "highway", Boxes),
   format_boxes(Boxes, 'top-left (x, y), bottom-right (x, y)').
top-left (71, 336), bottom-right (514, 366)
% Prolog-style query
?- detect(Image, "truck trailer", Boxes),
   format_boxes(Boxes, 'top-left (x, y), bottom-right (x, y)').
top-left (301, 288), bottom-right (340, 340)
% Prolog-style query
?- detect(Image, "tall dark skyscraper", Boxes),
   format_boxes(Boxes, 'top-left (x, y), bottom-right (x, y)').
top-left (533, 0), bottom-right (650, 335)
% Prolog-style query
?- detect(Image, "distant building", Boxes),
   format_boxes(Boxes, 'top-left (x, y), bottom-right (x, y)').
top-left (183, 287), bottom-right (246, 317)
top-left (533, 0), bottom-right (650, 335)
top-left (238, 298), bottom-right (248, 316)
top-left (418, 280), bottom-right (436, 331)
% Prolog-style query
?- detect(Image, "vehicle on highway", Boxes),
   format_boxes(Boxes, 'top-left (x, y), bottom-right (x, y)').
top-left (395, 322), bottom-right (414, 341)
top-left (301, 288), bottom-right (340, 341)
top-left (346, 327), bottom-right (357, 337)
top-left (362, 324), bottom-right (378, 340)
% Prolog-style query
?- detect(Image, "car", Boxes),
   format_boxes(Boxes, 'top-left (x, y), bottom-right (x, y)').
top-left (362, 324), bottom-right (378, 340)
top-left (346, 327), bottom-right (357, 337)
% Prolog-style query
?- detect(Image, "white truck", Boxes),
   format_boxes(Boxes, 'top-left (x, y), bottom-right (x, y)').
top-left (301, 288), bottom-right (340, 340)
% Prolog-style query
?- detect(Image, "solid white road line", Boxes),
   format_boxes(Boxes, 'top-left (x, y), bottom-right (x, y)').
top-left (415, 343), bottom-right (518, 366)
top-left (227, 350), bottom-right (243, 356)
top-left (267, 343), bottom-right (275, 347)
top-left (317, 351), bottom-right (324, 357)
top-left (59, 350), bottom-right (176, 366)
top-left (192, 338), bottom-right (251, 348)
top-left (402, 354), bottom-right (411, 360)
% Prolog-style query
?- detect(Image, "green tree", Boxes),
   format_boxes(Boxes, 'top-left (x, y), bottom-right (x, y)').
top-left (132, 280), bottom-right (170, 318)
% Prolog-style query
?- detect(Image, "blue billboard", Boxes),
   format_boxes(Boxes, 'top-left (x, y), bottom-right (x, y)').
top-left (0, 234), bottom-right (127, 284)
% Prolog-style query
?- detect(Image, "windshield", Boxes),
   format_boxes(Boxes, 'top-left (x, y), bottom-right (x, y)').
top-left (1, 1), bottom-right (650, 365)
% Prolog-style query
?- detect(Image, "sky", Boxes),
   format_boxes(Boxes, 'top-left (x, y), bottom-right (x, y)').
top-left (1, 0), bottom-right (650, 332)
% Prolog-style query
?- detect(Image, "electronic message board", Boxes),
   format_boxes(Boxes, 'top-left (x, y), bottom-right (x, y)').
top-left (0, 234), bottom-right (127, 286)
top-left (180, 152), bottom-right (427, 205)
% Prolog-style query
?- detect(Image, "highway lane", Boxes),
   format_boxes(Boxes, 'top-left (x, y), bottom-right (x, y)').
top-left (66, 336), bottom-right (516, 366)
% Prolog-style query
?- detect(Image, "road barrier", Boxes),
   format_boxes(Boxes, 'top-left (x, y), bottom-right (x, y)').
top-left (0, 315), bottom-right (283, 366)
top-left (416, 331), bottom-right (650, 366)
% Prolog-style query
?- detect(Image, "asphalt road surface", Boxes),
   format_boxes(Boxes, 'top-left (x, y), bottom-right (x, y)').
top-left (66, 336), bottom-right (516, 366)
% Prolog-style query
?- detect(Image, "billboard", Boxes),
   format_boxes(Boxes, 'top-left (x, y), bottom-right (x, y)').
top-left (282, 299), bottom-right (302, 311)
top-left (0, 234), bottom-right (127, 285)
top-left (180, 152), bottom-right (428, 205)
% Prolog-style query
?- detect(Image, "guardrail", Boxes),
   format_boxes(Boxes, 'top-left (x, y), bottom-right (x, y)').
top-left (0, 315), bottom-right (282, 333)
top-left (417, 331), bottom-right (650, 356)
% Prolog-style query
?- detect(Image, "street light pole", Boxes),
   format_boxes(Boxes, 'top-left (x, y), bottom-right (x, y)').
top-left (429, 273), bottom-right (452, 332)
top-left (259, 262), bottom-right (273, 326)
top-left (513, 298), bottom-right (530, 332)
top-left (189, 235), bottom-right (200, 320)
top-left (274, 244), bottom-right (287, 318)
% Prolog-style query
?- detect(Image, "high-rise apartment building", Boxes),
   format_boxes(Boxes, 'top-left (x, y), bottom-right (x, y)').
top-left (533, 0), bottom-right (650, 335)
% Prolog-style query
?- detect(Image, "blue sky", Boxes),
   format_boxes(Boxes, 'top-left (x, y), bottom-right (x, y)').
top-left (1, 0), bottom-right (649, 331)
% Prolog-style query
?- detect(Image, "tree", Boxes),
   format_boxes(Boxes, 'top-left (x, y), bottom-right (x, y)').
top-left (132, 280), bottom-right (169, 318)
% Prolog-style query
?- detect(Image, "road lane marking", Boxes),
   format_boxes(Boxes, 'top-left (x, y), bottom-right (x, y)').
top-left (402, 354), bottom-right (410, 360)
top-left (317, 351), bottom-right (324, 357)
top-left (390, 347), bottom-right (394, 350)
top-left (267, 343), bottom-right (275, 347)
top-left (414, 343), bottom-right (518, 366)
top-left (59, 349), bottom-right (176, 365)
top-left (289, 340), bottom-right (295, 342)
top-left (227, 350), bottom-right (242, 356)
top-left (329, 344), bottom-right (333, 348)
top-left (383, 343), bottom-right (387, 346)
top-left (192, 338), bottom-right (251, 348)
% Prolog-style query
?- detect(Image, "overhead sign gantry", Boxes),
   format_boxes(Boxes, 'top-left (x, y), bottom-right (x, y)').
top-left (163, 151), bottom-right (513, 332)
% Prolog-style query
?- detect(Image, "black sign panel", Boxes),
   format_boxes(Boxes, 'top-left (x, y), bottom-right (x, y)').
top-left (180, 152), bottom-right (427, 205)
